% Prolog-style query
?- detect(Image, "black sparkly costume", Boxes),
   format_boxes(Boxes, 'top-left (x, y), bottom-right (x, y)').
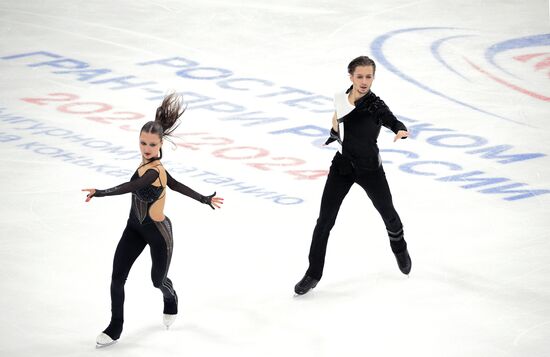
top-left (93, 164), bottom-right (214, 340)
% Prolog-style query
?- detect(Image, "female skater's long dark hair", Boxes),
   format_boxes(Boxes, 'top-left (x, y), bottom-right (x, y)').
top-left (140, 93), bottom-right (185, 160)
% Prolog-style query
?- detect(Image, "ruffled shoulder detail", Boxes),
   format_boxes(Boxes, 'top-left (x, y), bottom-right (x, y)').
top-left (356, 91), bottom-right (387, 114)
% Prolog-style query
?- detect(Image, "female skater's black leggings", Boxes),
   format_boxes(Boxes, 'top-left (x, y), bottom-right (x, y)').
top-left (104, 215), bottom-right (177, 339)
top-left (306, 152), bottom-right (406, 280)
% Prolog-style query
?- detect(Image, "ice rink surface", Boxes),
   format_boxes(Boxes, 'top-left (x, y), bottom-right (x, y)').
top-left (1, 0), bottom-right (549, 356)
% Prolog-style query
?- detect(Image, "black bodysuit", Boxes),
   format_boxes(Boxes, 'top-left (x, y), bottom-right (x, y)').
top-left (93, 165), bottom-right (210, 340)
top-left (95, 167), bottom-right (207, 222)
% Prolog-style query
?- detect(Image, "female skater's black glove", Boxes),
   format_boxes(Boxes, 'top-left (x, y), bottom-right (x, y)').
top-left (324, 128), bottom-right (341, 145)
top-left (200, 192), bottom-right (217, 209)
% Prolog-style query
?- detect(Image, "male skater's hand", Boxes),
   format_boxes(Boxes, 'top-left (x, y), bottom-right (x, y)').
top-left (394, 130), bottom-right (409, 142)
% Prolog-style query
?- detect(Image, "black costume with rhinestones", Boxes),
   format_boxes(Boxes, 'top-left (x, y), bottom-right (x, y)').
top-left (93, 165), bottom-right (212, 340)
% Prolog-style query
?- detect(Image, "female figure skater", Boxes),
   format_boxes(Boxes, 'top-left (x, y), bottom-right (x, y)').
top-left (83, 93), bottom-right (224, 346)
top-left (295, 56), bottom-right (411, 295)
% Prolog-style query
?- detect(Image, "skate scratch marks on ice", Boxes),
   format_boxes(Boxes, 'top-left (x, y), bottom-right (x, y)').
top-left (0, 8), bottom-right (206, 56)
top-left (326, 0), bottom-right (432, 40)
top-left (513, 320), bottom-right (550, 346)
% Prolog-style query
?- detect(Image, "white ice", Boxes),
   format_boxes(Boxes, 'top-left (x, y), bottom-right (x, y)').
top-left (1, 1), bottom-right (549, 356)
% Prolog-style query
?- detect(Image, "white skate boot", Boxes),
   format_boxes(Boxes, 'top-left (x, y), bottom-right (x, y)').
top-left (163, 314), bottom-right (177, 329)
top-left (95, 333), bottom-right (117, 348)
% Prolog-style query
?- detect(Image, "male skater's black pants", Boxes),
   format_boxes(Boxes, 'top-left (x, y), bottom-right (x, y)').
top-left (306, 152), bottom-right (406, 280)
top-left (104, 214), bottom-right (177, 339)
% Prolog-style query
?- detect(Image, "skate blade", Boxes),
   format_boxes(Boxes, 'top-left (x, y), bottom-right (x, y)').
top-left (163, 314), bottom-right (177, 330)
top-left (95, 340), bottom-right (117, 349)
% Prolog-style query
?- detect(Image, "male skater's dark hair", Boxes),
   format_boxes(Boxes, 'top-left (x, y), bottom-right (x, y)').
top-left (348, 56), bottom-right (376, 75)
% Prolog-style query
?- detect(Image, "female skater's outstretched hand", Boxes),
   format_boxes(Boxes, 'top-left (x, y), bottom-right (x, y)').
top-left (210, 196), bottom-right (224, 209)
top-left (82, 188), bottom-right (96, 202)
top-left (394, 130), bottom-right (409, 142)
top-left (202, 192), bottom-right (224, 209)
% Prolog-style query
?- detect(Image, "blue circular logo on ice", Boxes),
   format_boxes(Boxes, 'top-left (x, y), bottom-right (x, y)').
top-left (370, 28), bottom-right (550, 125)
top-left (485, 34), bottom-right (550, 78)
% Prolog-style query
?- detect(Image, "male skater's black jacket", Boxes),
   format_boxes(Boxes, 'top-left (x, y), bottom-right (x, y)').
top-left (327, 89), bottom-right (407, 171)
